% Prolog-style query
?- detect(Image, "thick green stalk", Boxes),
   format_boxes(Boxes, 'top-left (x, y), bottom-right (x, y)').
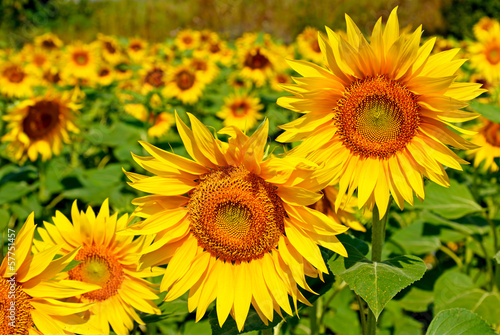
top-left (366, 203), bottom-right (390, 335)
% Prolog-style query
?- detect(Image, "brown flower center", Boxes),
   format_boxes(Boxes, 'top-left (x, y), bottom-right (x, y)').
top-left (188, 166), bottom-right (285, 262)
top-left (486, 44), bottom-right (500, 65)
top-left (68, 245), bottom-right (124, 302)
top-left (230, 101), bottom-right (250, 117)
top-left (209, 43), bottom-right (221, 53)
top-left (335, 75), bottom-right (421, 159)
top-left (481, 120), bottom-right (500, 146)
top-left (311, 40), bottom-right (321, 53)
top-left (192, 59), bottom-right (207, 71)
top-left (145, 68), bottom-right (165, 87)
top-left (72, 51), bottom-right (89, 66)
top-left (99, 68), bottom-right (110, 77)
top-left (182, 35), bottom-right (193, 45)
top-left (175, 70), bottom-right (195, 90)
top-left (0, 277), bottom-right (33, 335)
top-left (3, 65), bottom-right (26, 83)
top-left (130, 42), bottom-right (142, 52)
top-left (41, 39), bottom-right (56, 50)
top-left (22, 100), bottom-right (61, 140)
top-left (244, 49), bottom-right (270, 70)
top-left (104, 41), bottom-right (116, 54)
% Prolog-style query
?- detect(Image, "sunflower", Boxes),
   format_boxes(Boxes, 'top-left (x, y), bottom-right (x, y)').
top-left (238, 46), bottom-right (276, 87)
top-left (216, 91), bottom-right (264, 130)
top-left (97, 33), bottom-right (123, 65)
top-left (1, 92), bottom-right (80, 162)
top-left (473, 17), bottom-right (499, 41)
top-left (188, 57), bottom-right (219, 84)
top-left (0, 60), bottom-right (38, 98)
top-left (163, 65), bottom-right (205, 104)
top-left (124, 103), bottom-right (148, 122)
top-left (94, 65), bottom-right (116, 86)
top-left (276, 7), bottom-right (484, 217)
top-left (296, 27), bottom-right (325, 64)
top-left (123, 113), bottom-right (348, 331)
top-left (1, 213), bottom-right (99, 335)
top-left (34, 32), bottom-right (63, 52)
top-left (175, 29), bottom-right (201, 52)
top-left (61, 43), bottom-right (99, 83)
top-left (469, 21), bottom-right (500, 83)
top-left (139, 62), bottom-right (169, 94)
top-left (127, 38), bottom-right (149, 63)
top-left (147, 112), bottom-right (175, 138)
top-left (34, 200), bottom-right (161, 335)
top-left (467, 117), bottom-right (500, 172)
top-left (270, 71), bottom-right (292, 92)
top-left (311, 186), bottom-right (365, 232)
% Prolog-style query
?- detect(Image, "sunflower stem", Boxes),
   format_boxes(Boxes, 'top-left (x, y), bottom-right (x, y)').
top-left (310, 299), bottom-right (320, 335)
top-left (367, 202), bottom-right (390, 335)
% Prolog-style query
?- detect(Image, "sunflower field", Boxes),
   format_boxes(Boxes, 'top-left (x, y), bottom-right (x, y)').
top-left (1, 1), bottom-right (500, 335)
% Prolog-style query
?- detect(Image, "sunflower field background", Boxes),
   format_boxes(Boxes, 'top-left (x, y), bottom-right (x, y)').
top-left (1, 0), bottom-right (500, 334)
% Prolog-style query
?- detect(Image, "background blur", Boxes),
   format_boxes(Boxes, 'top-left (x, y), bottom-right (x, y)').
top-left (1, 0), bottom-right (500, 48)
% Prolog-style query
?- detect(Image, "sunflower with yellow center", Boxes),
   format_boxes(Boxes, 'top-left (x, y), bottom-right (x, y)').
top-left (2, 92), bottom-right (80, 162)
top-left (469, 20), bottom-right (500, 84)
top-left (216, 91), bottom-right (264, 131)
top-left (61, 43), bottom-right (99, 83)
top-left (34, 200), bottom-right (162, 335)
top-left (163, 65), bottom-right (205, 104)
top-left (0, 60), bottom-right (38, 98)
top-left (123, 113), bottom-right (348, 331)
top-left (296, 27), bottom-right (325, 64)
top-left (467, 117), bottom-right (500, 172)
top-left (1, 213), bottom-right (99, 335)
top-left (276, 7), bottom-right (484, 217)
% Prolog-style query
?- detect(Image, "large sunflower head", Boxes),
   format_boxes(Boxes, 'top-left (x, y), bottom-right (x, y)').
top-left (467, 117), bottom-right (500, 172)
top-left (276, 7), bottom-right (485, 217)
top-left (123, 113), bottom-right (347, 331)
top-left (1, 92), bottom-right (80, 163)
top-left (216, 90), bottom-right (264, 131)
top-left (34, 200), bottom-right (161, 335)
top-left (1, 213), bottom-right (99, 335)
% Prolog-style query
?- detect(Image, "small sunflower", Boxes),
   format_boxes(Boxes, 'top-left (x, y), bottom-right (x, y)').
top-left (473, 17), bottom-right (500, 41)
top-left (140, 62), bottom-right (169, 94)
top-left (94, 65), bottom-right (116, 86)
top-left (148, 112), bottom-right (175, 138)
top-left (0, 60), bottom-right (37, 98)
top-left (311, 186), bottom-right (365, 232)
top-left (1, 213), bottom-right (99, 335)
top-left (469, 21), bottom-right (500, 83)
top-left (216, 91), bottom-right (264, 131)
top-left (163, 65), bottom-right (205, 104)
top-left (270, 71), bottom-right (292, 92)
top-left (276, 7), bottom-right (484, 217)
top-left (1, 92), bottom-right (80, 162)
top-left (34, 32), bottom-right (63, 52)
top-left (124, 103), bottom-right (148, 122)
top-left (175, 29), bottom-right (201, 52)
top-left (61, 43), bottom-right (99, 83)
top-left (467, 117), bottom-right (500, 172)
top-left (34, 200), bottom-right (161, 335)
top-left (123, 113), bottom-right (347, 331)
top-left (127, 38), bottom-right (149, 63)
top-left (239, 46), bottom-right (276, 87)
top-left (188, 57), bottom-right (219, 84)
top-left (296, 27), bottom-right (324, 64)
top-left (97, 33), bottom-right (123, 65)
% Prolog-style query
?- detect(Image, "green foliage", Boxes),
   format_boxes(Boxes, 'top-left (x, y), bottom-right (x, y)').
top-left (442, 0), bottom-right (500, 39)
top-left (427, 308), bottom-right (497, 335)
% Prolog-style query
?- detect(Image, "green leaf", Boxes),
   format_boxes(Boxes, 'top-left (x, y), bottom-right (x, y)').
top-left (0, 181), bottom-right (38, 205)
top-left (469, 101), bottom-right (500, 124)
top-left (61, 259), bottom-right (82, 273)
top-left (0, 209), bottom-right (9, 232)
top-left (329, 243), bottom-right (426, 319)
top-left (427, 308), bottom-right (497, 335)
top-left (413, 180), bottom-right (482, 220)
top-left (495, 251), bottom-right (500, 264)
top-left (395, 287), bottom-right (434, 313)
top-left (434, 271), bottom-right (500, 325)
top-left (388, 220), bottom-right (441, 255)
top-left (420, 211), bottom-right (490, 237)
top-left (141, 296), bottom-right (189, 323)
